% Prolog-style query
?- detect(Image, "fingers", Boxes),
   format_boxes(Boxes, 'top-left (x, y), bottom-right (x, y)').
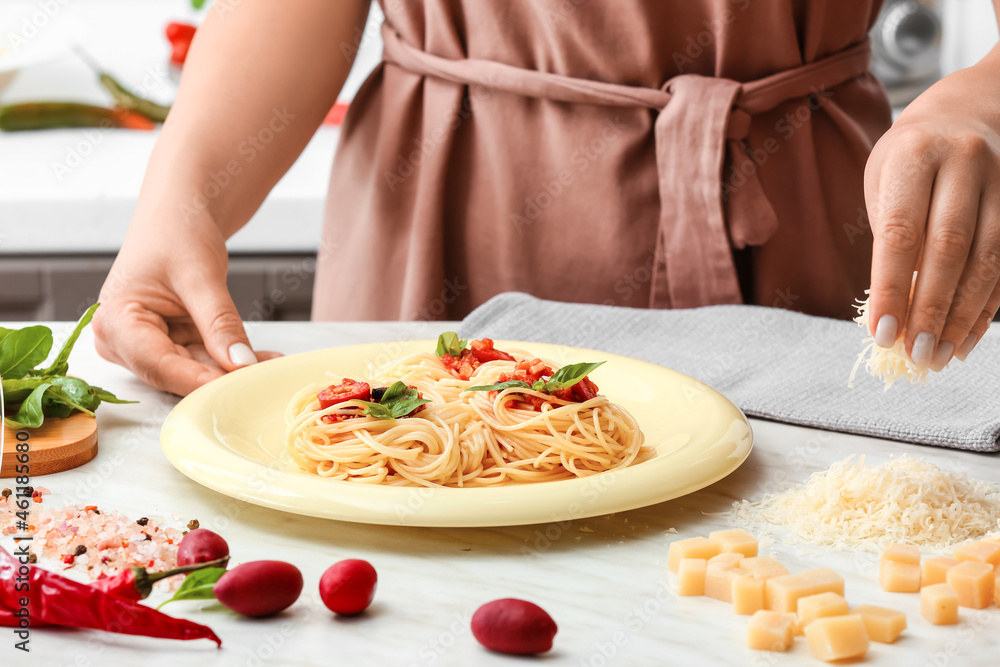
top-left (903, 164), bottom-right (978, 368)
top-left (935, 188), bottom-right (1000, 366)
top-left (177, 274), bottom-right (259, 372)
top-left (866, 137), bottom-right (936, 348)
top-left (95, 303), bottom-right (225, 396)
top-left (955, 281), bottom-right (1000, 361)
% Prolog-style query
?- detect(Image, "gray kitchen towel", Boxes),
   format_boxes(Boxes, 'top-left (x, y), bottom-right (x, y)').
top-left (458, 292), bottom-right (1000, 453)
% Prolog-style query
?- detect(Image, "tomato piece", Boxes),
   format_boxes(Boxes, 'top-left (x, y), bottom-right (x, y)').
top-left (165, 22), bottom-right (197, 42)
top-left (317, 379), bottom-right (371, 409)
top-left (470, 338), bottom-right (515, 363)
top-left (571, 377), bottom-right (600, 401)
top-left (441, 350), bottom-right (479, 380)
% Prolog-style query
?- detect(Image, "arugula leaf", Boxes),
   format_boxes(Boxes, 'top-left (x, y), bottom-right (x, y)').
top-left (435, 332), bottom-right (468, 358)
top-left (10, 383), bottom-right (53, 428)
top-left (539, 362), bottom-right (606, 390)
top-left (466, 380), bottom-right (532, 392)
top-left (44, 383), bottom-right (96, 417)
top-left (90, 386), bottom-right (138, 405)
top-left (0, 326), bottom-right (53, 378)
top-left (35, 303), bottom-right (98, 377)
top-left (359, 380), bottom-right (431, 420)
top-left (1, 378), bottom-right (48, 405)
top-left (156, 567), bottom-right (226, 610)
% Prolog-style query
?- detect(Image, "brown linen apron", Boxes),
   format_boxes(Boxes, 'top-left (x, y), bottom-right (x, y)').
top-left (314, 0), bottom-right (892, 321)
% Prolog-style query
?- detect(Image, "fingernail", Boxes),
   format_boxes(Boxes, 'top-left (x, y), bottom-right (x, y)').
top-left (228, 342), bottom-right (257, 367)
top-left (911, 332), bottom-right (935, 367)
top-left (874, 314), bottom-right (898, 348)
top-left (930, 341), bottom-right (954, 372)
top-left (955, 332), bottom-right (979, 361)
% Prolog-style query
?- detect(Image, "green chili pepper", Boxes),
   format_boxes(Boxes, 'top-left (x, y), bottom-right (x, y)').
top-left (98, 73), bottom-right (171, 124)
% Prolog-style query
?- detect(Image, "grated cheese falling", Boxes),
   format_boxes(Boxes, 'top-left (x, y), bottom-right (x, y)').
top-left (848, 293), bottom-right (930, 390)
top-left (729, 455), bottom-right (1000, 553)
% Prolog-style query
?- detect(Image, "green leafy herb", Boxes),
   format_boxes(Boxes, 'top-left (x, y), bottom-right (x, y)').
top-left (191, 0), bottom-right (206, 9)
top-left (359, 381), bottom-right (431, 420)
top-left (156, 567), bottom-right (226, 610)
top-left (537, 361), bottom-right (606, 390)
top-left (466, 380), bottom-right (532, 392)
top-left (34, 302), bottom-right (97, 377)
top-left (1, 304), bottom-right (136, 429)
top-left (466, 361), bottom-right (606, 395)
top-left (0, 325), bottom-right (53, 378)
top-left (435, 332), bottom-right (468, 358)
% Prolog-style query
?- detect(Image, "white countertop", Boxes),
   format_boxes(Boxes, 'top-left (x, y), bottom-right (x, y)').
top-left (1, 321), bottom-right (999, 666)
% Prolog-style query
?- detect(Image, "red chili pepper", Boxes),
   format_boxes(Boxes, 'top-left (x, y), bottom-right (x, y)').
top-left (317, 379), bottom-right (371, 409)
top-left (0, 548), bottom-right (221, 646)
top-left (165, 22), bottom-right (197, 67)
top-left (90, 556), bottom-right (229, 601)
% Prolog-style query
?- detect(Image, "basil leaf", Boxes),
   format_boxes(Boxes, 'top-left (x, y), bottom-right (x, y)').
top-left (359, 381), bottom-right (431, 419)
top-left (0, 326), bottom-right (53, 378)
top-left (388, 394), bottom-right (431, 418)
top-left (191, 0), bottom-right (206, 8)
top-left (466, 380), bottom-right (532, 392)
top-left (35, 303), bottom-right (98, 377)
top-left (380, 381), bottom-right (407, 404)
top-left (435, 332), bottom-right (468, 358)
top-left (11, 383), bottom-right (53, 428)
top-left (360, 402), bottom-right (394, 419)
top-left (156, 567), bottom-right (226, 610)
top-left (541, 361), bottom-right (605, 391)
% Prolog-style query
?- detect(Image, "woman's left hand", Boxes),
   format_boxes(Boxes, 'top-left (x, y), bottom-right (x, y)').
top-left (864, 54), bottom-right (1000, 370)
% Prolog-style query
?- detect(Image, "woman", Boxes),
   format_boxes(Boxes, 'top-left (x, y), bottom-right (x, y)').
top-left (93, 0), bottom-right (1000, 396)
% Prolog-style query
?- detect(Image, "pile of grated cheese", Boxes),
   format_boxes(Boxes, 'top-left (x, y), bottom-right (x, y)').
top-left (848, 294), bottom-right (930, 390)
top-left (730, 455), bottom-right (1000, 553)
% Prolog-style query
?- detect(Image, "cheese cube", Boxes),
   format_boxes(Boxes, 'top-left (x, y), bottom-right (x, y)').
top-left (921, 583), bottom-right (959, 625)
top-left (746, 610), bottom-right (794, 652)
top-left (677, 558), bottom-right (707, 596)
top-left (797, 592), bottom-right (849, 628)
top-left (707, 552), bottom-right (745, 568)
top-left (881, 543), bottom-right (921, 564)
top-left (804, 614), bottom-right (869, 662)
top-left (732, 575), bottom-right (765, 615)
top-left (709, 528), bottom-right (759, 557)
top-left (705, 563), bottom-right (742, 603)
top-left (668, 537), bottom-right (720, 573)
top-left (946, 560), bottom-right (994, 609)
top-left (922, 557), bottom-right (960, 587)
top-left (879, 560), bottom-right (921, 592)
top-left (953, 541), bottom-right (1000, 568)
top-left (739, 557), bottom-right (790, 581)
top-left (852, 605), bottom-right (906, 644)
top-left (765, 568), bottom-right (845, 614)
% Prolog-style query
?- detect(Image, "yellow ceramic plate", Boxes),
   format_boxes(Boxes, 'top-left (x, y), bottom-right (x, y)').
top-left (161, 340), bottom-right (752, 527)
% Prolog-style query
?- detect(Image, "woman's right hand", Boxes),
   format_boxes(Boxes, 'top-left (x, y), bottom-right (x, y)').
top-left (93, 213), bottom-right (279, 396)
top-left (89, 0), bottom-right (370, 394)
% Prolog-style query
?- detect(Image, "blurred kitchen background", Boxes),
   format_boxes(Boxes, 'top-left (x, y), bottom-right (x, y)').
top-left (0, 0), bottom-right (996, 322)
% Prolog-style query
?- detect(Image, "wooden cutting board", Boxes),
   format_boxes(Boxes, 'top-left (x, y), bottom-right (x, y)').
top-left (0, 413), bottom-right (98, 478)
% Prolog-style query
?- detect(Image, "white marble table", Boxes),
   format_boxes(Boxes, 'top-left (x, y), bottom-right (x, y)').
top-left (1, 321), bottom-right (998, 666)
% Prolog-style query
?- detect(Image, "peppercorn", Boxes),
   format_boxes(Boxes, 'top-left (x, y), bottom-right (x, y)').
top-left (74, 545), bottom-right (87, 556)
top-left (136, 517), bottom-right (149, 526)
top-left (143, 534), bottom-right (152, 541)
top-left (0, 489), bottom-right (10, 498)
top-left (27, 553), bottom-right (37, 564)
top-left (187, 519), bottom-right (200, 531)
top-left (23, 486), bottom-right (33, 496)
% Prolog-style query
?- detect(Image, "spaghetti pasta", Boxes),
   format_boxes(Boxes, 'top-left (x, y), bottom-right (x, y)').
top-left (286, 338), bottom-right (648, 488)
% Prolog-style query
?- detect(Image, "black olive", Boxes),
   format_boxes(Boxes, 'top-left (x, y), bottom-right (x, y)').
top-left (370, 387), bottom-right (389, 402)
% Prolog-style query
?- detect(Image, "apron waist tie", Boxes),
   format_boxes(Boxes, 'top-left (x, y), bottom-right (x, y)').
top-left (381, 24), bottom-right (872, 308)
